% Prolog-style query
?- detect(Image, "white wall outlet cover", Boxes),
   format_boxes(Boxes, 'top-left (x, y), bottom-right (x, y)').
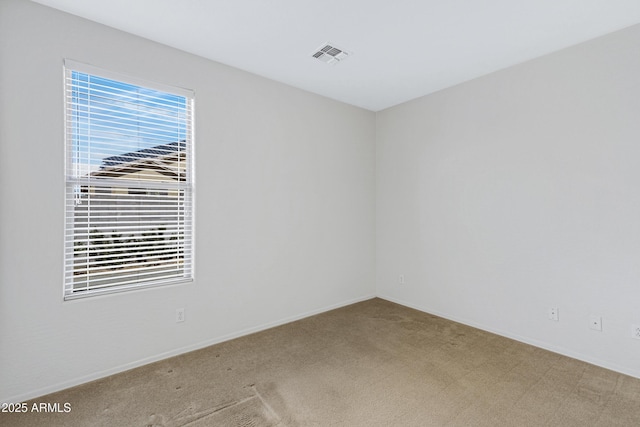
top-left (589, 315), bottom-right (602, 331)
top-left (176, 308), bottom-right (185, 323)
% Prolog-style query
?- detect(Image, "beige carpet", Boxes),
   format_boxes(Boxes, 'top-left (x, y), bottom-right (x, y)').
top-left (2, 298), bottom-right (640, 426)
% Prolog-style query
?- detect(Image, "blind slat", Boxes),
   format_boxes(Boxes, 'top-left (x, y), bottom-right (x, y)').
top-left (64, 63), bottom-right (194, 299)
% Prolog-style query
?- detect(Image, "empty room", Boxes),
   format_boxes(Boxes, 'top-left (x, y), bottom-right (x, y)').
top-left (1, 0), bottom-right (640, 425)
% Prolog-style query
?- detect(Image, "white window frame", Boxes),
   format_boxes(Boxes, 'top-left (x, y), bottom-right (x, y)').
top-left (63, 60), bottom-right (195, 300)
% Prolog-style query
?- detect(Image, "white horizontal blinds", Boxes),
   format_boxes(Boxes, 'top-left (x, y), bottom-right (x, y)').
top-left (64, 64), bottom-right (194, 299)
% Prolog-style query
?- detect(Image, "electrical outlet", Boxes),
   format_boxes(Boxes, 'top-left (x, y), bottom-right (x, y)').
top-left (589, 315), bottom-right (602, 331)
top-left (399, 274), bottom-right (405, 285)
top-left (548, 307), bottom-right (559, 321)
top-left (632, 325), bottom-right (640, 340)
top-left (176, 308), bottom-right (185, 323)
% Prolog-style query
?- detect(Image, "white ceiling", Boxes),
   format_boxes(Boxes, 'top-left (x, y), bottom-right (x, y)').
top-left (33, 0), bottom-right (640, 111)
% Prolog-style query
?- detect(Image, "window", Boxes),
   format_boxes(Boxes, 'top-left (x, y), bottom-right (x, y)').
top-left (64, 60), bottom-right (194, 299)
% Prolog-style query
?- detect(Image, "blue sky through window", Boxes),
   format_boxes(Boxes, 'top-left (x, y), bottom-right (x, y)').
top-left (69, 71), bottom-right (188, 176)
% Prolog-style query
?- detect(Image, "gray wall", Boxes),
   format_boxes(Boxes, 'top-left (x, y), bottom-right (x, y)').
top-left (0, 0), bottom-right (376, 402)
top-left (377, 24), bottom-right (640, 378)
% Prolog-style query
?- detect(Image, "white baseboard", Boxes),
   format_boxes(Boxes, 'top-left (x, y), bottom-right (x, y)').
top-left (14, 291), bottom-right (635, 404)
top-left (377, 293), bottom-right (640, 380)
top-left (4, 293), bottom-right (376, 404)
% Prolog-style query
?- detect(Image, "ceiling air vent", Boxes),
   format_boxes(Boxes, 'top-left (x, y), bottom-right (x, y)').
top-left (312, 43), bottom-right (349, 65)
